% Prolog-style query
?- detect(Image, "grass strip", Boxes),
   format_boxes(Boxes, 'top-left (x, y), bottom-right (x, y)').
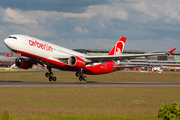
top-left (0, 71), bottom-right (180, 82)
top-left (0, 87), bottom-right (180, 119)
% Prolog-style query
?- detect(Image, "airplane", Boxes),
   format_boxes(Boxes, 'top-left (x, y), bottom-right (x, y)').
top-left (4, 34), bottom-right (176, 82)
top-left (0, 53), bottom-right (15, 61)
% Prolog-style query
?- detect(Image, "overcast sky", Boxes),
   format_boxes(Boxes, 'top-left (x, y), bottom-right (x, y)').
top-left (0, 0), bottom-right (180, 53)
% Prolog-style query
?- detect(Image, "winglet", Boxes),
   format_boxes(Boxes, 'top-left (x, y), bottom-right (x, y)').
top-left (167, 48), bottom-right (176, 54)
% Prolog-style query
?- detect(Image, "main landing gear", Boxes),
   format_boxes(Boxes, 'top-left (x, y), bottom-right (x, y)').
top-left (45, 67), bottom-right (86, 82)
top-left (45, 66), bottom-right (56, 82)
top-left (76, 71), bottom-right (87, 81)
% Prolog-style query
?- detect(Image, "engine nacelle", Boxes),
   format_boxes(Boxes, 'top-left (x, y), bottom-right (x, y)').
top-left (15, 58), bottom-right (32, 69)
top-left (68, 56), bottom-right (85, 68)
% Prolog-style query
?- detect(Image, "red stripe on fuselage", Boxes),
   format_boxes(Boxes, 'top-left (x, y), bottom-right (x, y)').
top-left (12, 50), bottom-right (117, 75)
top-left (12, 50), bottom-right (81, 71)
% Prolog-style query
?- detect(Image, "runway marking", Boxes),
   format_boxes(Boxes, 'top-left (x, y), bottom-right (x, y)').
top-left (0, 82), bottom-right (180, 87)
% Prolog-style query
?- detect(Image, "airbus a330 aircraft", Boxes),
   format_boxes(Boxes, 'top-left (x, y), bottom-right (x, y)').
top-left (4, 34), bottom-right (176, 81)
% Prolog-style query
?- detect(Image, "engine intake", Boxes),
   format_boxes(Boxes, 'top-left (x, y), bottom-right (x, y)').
top-left (68, 56), bottom-right (85, 68)
top-left (15, 58), bottom-right (32, 69)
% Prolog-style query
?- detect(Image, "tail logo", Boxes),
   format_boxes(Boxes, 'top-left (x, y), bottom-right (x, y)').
top-left (115, 41), bottom-right (125, 55)
top-left (108, 36), bottom-right (126, 55)
top-left (116, 48), bottom-right (121, 55)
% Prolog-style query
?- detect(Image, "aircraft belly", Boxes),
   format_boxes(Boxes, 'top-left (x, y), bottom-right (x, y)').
top-left (83, 63), bottom-right (114, 75)
top-left (43, 58), bottom-right (81, 71)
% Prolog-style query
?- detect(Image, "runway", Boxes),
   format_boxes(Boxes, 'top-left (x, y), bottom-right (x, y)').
top-left (0, 82), bottom-right (180, 87)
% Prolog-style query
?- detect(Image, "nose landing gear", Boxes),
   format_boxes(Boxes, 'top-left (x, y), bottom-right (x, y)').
top-left (45, 67), bottom-right (87, 82)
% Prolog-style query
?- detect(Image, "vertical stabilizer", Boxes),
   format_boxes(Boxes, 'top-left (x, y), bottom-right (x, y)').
top-left (108, 36), bottom-right (126, 55)
top-left (6, 53), bottom-right (10, 57)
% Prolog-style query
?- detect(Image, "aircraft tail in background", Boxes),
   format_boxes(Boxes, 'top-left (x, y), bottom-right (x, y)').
top-left (108, 36), bottom-right (126, 55)
top-left (6, 53), bottom-right (10, 57)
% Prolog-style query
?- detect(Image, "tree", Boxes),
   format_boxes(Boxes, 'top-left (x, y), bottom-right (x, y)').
top-left (158, 101), bottom-right (180, 120)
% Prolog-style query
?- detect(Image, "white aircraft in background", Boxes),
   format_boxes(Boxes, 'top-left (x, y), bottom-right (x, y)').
top-left (4, 34), bottom-right (176, 81)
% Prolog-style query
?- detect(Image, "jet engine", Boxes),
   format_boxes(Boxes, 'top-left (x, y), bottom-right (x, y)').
top-left (15, 58), bottom-right (32, 69)
top-left (68, 56), bottom-right (85, 68)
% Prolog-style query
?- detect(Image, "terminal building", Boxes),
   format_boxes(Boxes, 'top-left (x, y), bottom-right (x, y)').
top-left (0, 52), bottom-right (14, 68)
top-left (1, 49), bottom-right (180, 68)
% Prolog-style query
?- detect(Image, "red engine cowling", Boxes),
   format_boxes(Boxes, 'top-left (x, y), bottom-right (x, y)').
top-left (68, 56), bottom-right (85, 68)
top-left (15, 58), bottom-right (32, 69)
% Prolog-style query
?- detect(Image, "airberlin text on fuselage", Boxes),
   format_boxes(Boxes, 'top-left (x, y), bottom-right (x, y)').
top-left (29, 40), bottom-right (53, 52)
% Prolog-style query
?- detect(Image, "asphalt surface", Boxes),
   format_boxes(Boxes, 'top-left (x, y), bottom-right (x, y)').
top-left (0, 82), bottom-right (180, 87)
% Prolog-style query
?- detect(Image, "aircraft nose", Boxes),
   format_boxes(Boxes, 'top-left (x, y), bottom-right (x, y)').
top-left (4, 38), bottom-right (12, 48)
top-left (4, 38), bottom-right (9, 46)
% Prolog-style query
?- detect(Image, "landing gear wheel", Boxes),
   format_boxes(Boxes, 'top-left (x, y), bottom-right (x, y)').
top-left (49, 76), bottom-right (53, 82)
top-left (76, 69), bottom-right (86, 81)
top-left (76, 72), bottom-right (80, 77)
top-left (79, 76), bottom-right (83, 81)
top-left (52, 76), bottom-right (57, 81)
top-left (46, 66), bottom-right (57, 82)
top-left (45, 72), bottom-right (50, 77)
top-left (83, 76), bottom-right (87, 81)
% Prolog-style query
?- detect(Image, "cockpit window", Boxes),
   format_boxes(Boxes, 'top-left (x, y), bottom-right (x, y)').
top-left (8, 36), bottom-right (17, 39)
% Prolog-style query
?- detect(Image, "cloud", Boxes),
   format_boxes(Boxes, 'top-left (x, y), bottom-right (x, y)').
top-left (163, 0), bottom-right (180, 23)
top-left (125, 36), bottom-right (180, 52)
top-left (86, 38), bottom-right (117, 50)
top-left (87, 3), bottom-right (128, 21)
top-left (132, 1), bottom-right (159, 19)
top-left (1, 7), bottom-right (96, 26)
top-left (75, 26), bottom-right (89, 33)
top-left (62, 12), bottom-right (96, 19)
top-left (0, 0), bottom-right (110, 13)
top-left (129, 0), bottom-right (180, 23)
top-left (96, 38), bottom-right (113, 49)
top-left (2, 8), bottom-right (38, 25)
top-left (0, 0), bottom-right (180, 52)
top-left (0, 30), bottom-right (4, 34)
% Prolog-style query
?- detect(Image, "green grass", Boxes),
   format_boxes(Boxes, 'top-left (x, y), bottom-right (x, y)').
top-left (0, 87), bottom-right (180, 120)
top-left (0, 71), bottom-right (180, 82)
top-left (0, 68), bottom-right (37, 72)
top-left (0, 71), bottom-right (180, 119)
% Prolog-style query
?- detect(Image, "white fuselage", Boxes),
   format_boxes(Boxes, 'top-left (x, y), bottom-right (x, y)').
top-left (4, 34), bottom-right (85, 63)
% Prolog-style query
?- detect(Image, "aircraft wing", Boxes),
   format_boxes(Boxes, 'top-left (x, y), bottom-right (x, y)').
top-left (84, 48), bottom-right (176, 63)
top-left (113, 65), bottom-right (147, 69)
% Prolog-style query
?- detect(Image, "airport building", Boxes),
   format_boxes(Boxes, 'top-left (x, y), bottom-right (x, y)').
top-left (0, 52), bottom-right (15, 68)
top-left (1, 49), bottom-right (180, 68)
top-left (0, 52), bottom-right (7, 56)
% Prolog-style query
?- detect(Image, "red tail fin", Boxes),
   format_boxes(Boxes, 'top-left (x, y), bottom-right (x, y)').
top-left (108, 36), bottom-right (126, 55)
top-left (6, 53), bottom-right (10, 57)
